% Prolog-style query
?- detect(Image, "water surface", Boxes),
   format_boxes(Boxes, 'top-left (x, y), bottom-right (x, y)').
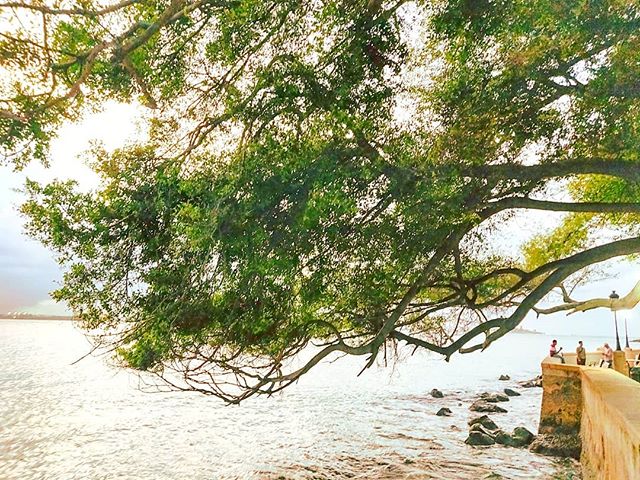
top-left (1, 321), bottom-right (585, 479)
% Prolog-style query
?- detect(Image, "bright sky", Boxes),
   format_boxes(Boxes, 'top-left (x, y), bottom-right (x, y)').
top-left (0, 101), bottom-right (144, 315)
top-left (0, 102), bottom-right (637, 339)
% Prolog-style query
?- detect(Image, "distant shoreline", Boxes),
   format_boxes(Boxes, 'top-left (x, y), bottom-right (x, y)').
top-left (0, 315), bottom-right (75, 321)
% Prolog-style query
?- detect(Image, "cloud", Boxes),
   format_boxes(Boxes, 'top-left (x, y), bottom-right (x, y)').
top-left (0, 101), bottom-right (142, 314)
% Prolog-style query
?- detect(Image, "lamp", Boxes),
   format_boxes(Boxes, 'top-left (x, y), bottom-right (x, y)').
top-left (610, 290), bottom-right (621, 351)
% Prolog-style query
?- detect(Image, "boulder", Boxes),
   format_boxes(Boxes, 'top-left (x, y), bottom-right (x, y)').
top-left (491, 427), bottom-right (535, 448)
top-left (511, 427), bottom-right (535, 447)
top-left (498, 374), bottom-right (510, 381)
top-left (480, 392), bottom-right (509, 403)
top-left (430, 388), bottom-right (444, 398)
top-left (436, 407), bottom-right (452, 416)
top-left (468, 415), bottom-right (499, 431)
top-left (519, 375), bottom-right (543, 388)
top-left (529, 433), bottom-right (581, 459)
top-left (464, 431), bottom-right (495, 446)
top-left (504, 388), bottom-right (521, 397)
top-left (469, 423), bottom-right (495, 436)
top-left (470, 401), bottom-right (507, 413)
top-left (493, 429), bottom-right (516, 446)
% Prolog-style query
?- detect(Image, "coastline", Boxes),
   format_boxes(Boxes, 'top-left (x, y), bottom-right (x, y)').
top-left (0, 315), bottom-right (74, 321)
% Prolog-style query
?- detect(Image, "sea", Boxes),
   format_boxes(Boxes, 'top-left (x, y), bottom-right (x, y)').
top-left (1, 320), bottom-right (601, 479)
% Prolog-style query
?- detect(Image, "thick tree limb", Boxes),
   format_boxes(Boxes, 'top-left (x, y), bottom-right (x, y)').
top-left (489, 197), bottom-right (640, 214)
top-left (539, 278), bottom-right (640, 315)
top-left (475, 159), bottom-right (640, 184)
top-left (0, 0), bottom-right (140, 16)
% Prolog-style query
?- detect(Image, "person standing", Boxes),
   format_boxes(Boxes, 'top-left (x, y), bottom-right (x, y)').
top-left (600, 343), bottom-right (613, 368)
top-left (576, 341), bottom-right (586, 366)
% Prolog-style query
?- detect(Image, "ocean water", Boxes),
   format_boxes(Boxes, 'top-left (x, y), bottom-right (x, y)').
top-left (0, 320), bottom-right (589, 479)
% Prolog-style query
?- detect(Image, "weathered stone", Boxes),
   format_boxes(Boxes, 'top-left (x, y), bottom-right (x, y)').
top-left (470, 400), bottom-right (507, 413)
top-left (464, 431), bottom-right (495, 446)
top-left (468, 414), bottom-right (499, 431)
top-left (519, 375), bottom-right (543, 388)
top-left (469, 423), bottom-right (495, 436)
top-left (499, 374), bottom-right (510, 381)
top-left (480, 392), bottom-right (510, 403)
top-left (491, 427), bottom-right (535, 448)
top-left (493, 429), bottom-right (516, 446)
top-left (504, 388), bottom-right (521, 397)
top-left (436, 407), bottom-right (452, 416)
top-left (529, 433), bottom-right (581, 459)
top-left (430, 388), bottom-right (444, 398)
top-left (511, 427), bottom-right (535, 447)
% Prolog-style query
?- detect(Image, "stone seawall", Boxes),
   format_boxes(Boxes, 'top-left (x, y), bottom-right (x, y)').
top-left (539, 363), bottom-right (582, 434)
top-left (580, 368), bottom-right (640, 479)
top-left (540, 361), bottom-right (640, 479)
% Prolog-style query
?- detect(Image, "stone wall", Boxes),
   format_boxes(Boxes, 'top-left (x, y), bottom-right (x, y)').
top-left (539, 361), bottom-right (640, 479)
top-left (580, 368), bottom-right (640, 479)
top-left (539, 361), bottom-right (582, 434)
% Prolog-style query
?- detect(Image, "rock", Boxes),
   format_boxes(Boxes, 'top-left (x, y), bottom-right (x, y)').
top-left (498, 374), bottom-right (510, 381)
top-left (465, 431), bottom-right (495, 446)
top-left (430, 388), bottom-right (444, 398)
top-left (450, 425), bottom-right (461, 431)
top-left (493, 429), bottom-right (516, 446)
top-left (511, 427), bottom-right (535, 447)
top-left (504, 388), bottom-right (521, 397)
top-left (436, 407), bottom-right (452, 416)
top-left (470, 401), bottom-right (508, 413)
top-left (468, 415), bottom-right (499, 431)
top-left (519, 375), bottom-right (543, 388)
top-left (491, 427), bottom-right (535, 448)
top-left (480, 392), bottom-right (510, 403)
top-left (469, 423), bottom-right (496, 436)
top-left (529, 433), bottom-right (581, 459)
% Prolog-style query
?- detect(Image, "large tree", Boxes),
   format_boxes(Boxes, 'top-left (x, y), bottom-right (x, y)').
top-left (3, 0), bottom-right (640, 402)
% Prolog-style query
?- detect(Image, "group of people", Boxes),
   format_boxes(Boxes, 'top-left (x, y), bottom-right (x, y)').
top-left (549, 339), bottom-right (614, 367)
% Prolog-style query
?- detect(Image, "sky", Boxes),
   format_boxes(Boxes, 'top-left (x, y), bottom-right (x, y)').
top-left (0, 102), bottom-right (638, 339)
top-left (0, 101), bottom-right (143, 315)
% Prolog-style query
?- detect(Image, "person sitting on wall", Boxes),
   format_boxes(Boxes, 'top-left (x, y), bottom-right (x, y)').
top-left (599, 343), bottom-right (613, 368)
top-left (549, 339), bottom-right (565, 363)
top-left (576, 340), bottom-right (586, 366)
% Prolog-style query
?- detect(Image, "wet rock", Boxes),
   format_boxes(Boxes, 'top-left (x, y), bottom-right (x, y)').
top-left (468, 415), bottom-right (499, 431)
top-left (480, 392), bottom-right (509, 403)
top-left (430, 388), bottom-right (444, 398)
top-left (470, 401), bottom-right (507, 413)
top-left (498, 374), bottom-right (510, 381)
top-left (519, 375), bottom-right (543, 388)
top-left (504, 388), bottom-right (521, 397)
top-left (512, 427), bottom-right (535, 447)
top-left (493, 429), bottom-right (515, 446)
top-left (465, 431), bottom-right (495, 446)
top-left (492, 427), bottom-right (535, 448)
top-left (529, 433), bottom-right (581, 459)
top-left (436, 407), bottom-right (452, 416)
top-left (469, 423), bottom-right (496, 436)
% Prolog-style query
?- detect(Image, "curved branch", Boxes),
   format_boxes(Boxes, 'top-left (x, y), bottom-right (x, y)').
top-left (487, 197), bottom-right (640, 214)
top-left (542, 278), bottom-right (640, 315)
top-left (475, 159), bottom-right (640, 184)
top-left (0, 0), bottom-right (140, 16)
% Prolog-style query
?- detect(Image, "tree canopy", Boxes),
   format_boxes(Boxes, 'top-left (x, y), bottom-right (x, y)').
top-left (3, 0), bottom-right (640, 402)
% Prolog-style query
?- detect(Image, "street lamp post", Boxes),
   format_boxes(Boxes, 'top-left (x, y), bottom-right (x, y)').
top-left (625, 317), bottom-right (630, 349)
top-left (610, 290), bottom-right (622, 351)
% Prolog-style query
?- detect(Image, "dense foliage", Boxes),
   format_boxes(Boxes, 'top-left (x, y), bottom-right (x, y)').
top-left (3, 0), bottom-right (640, 401)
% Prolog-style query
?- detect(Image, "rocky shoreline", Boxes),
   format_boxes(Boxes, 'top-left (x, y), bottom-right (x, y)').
top-left (428, 373), bottom-right (582, 477)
